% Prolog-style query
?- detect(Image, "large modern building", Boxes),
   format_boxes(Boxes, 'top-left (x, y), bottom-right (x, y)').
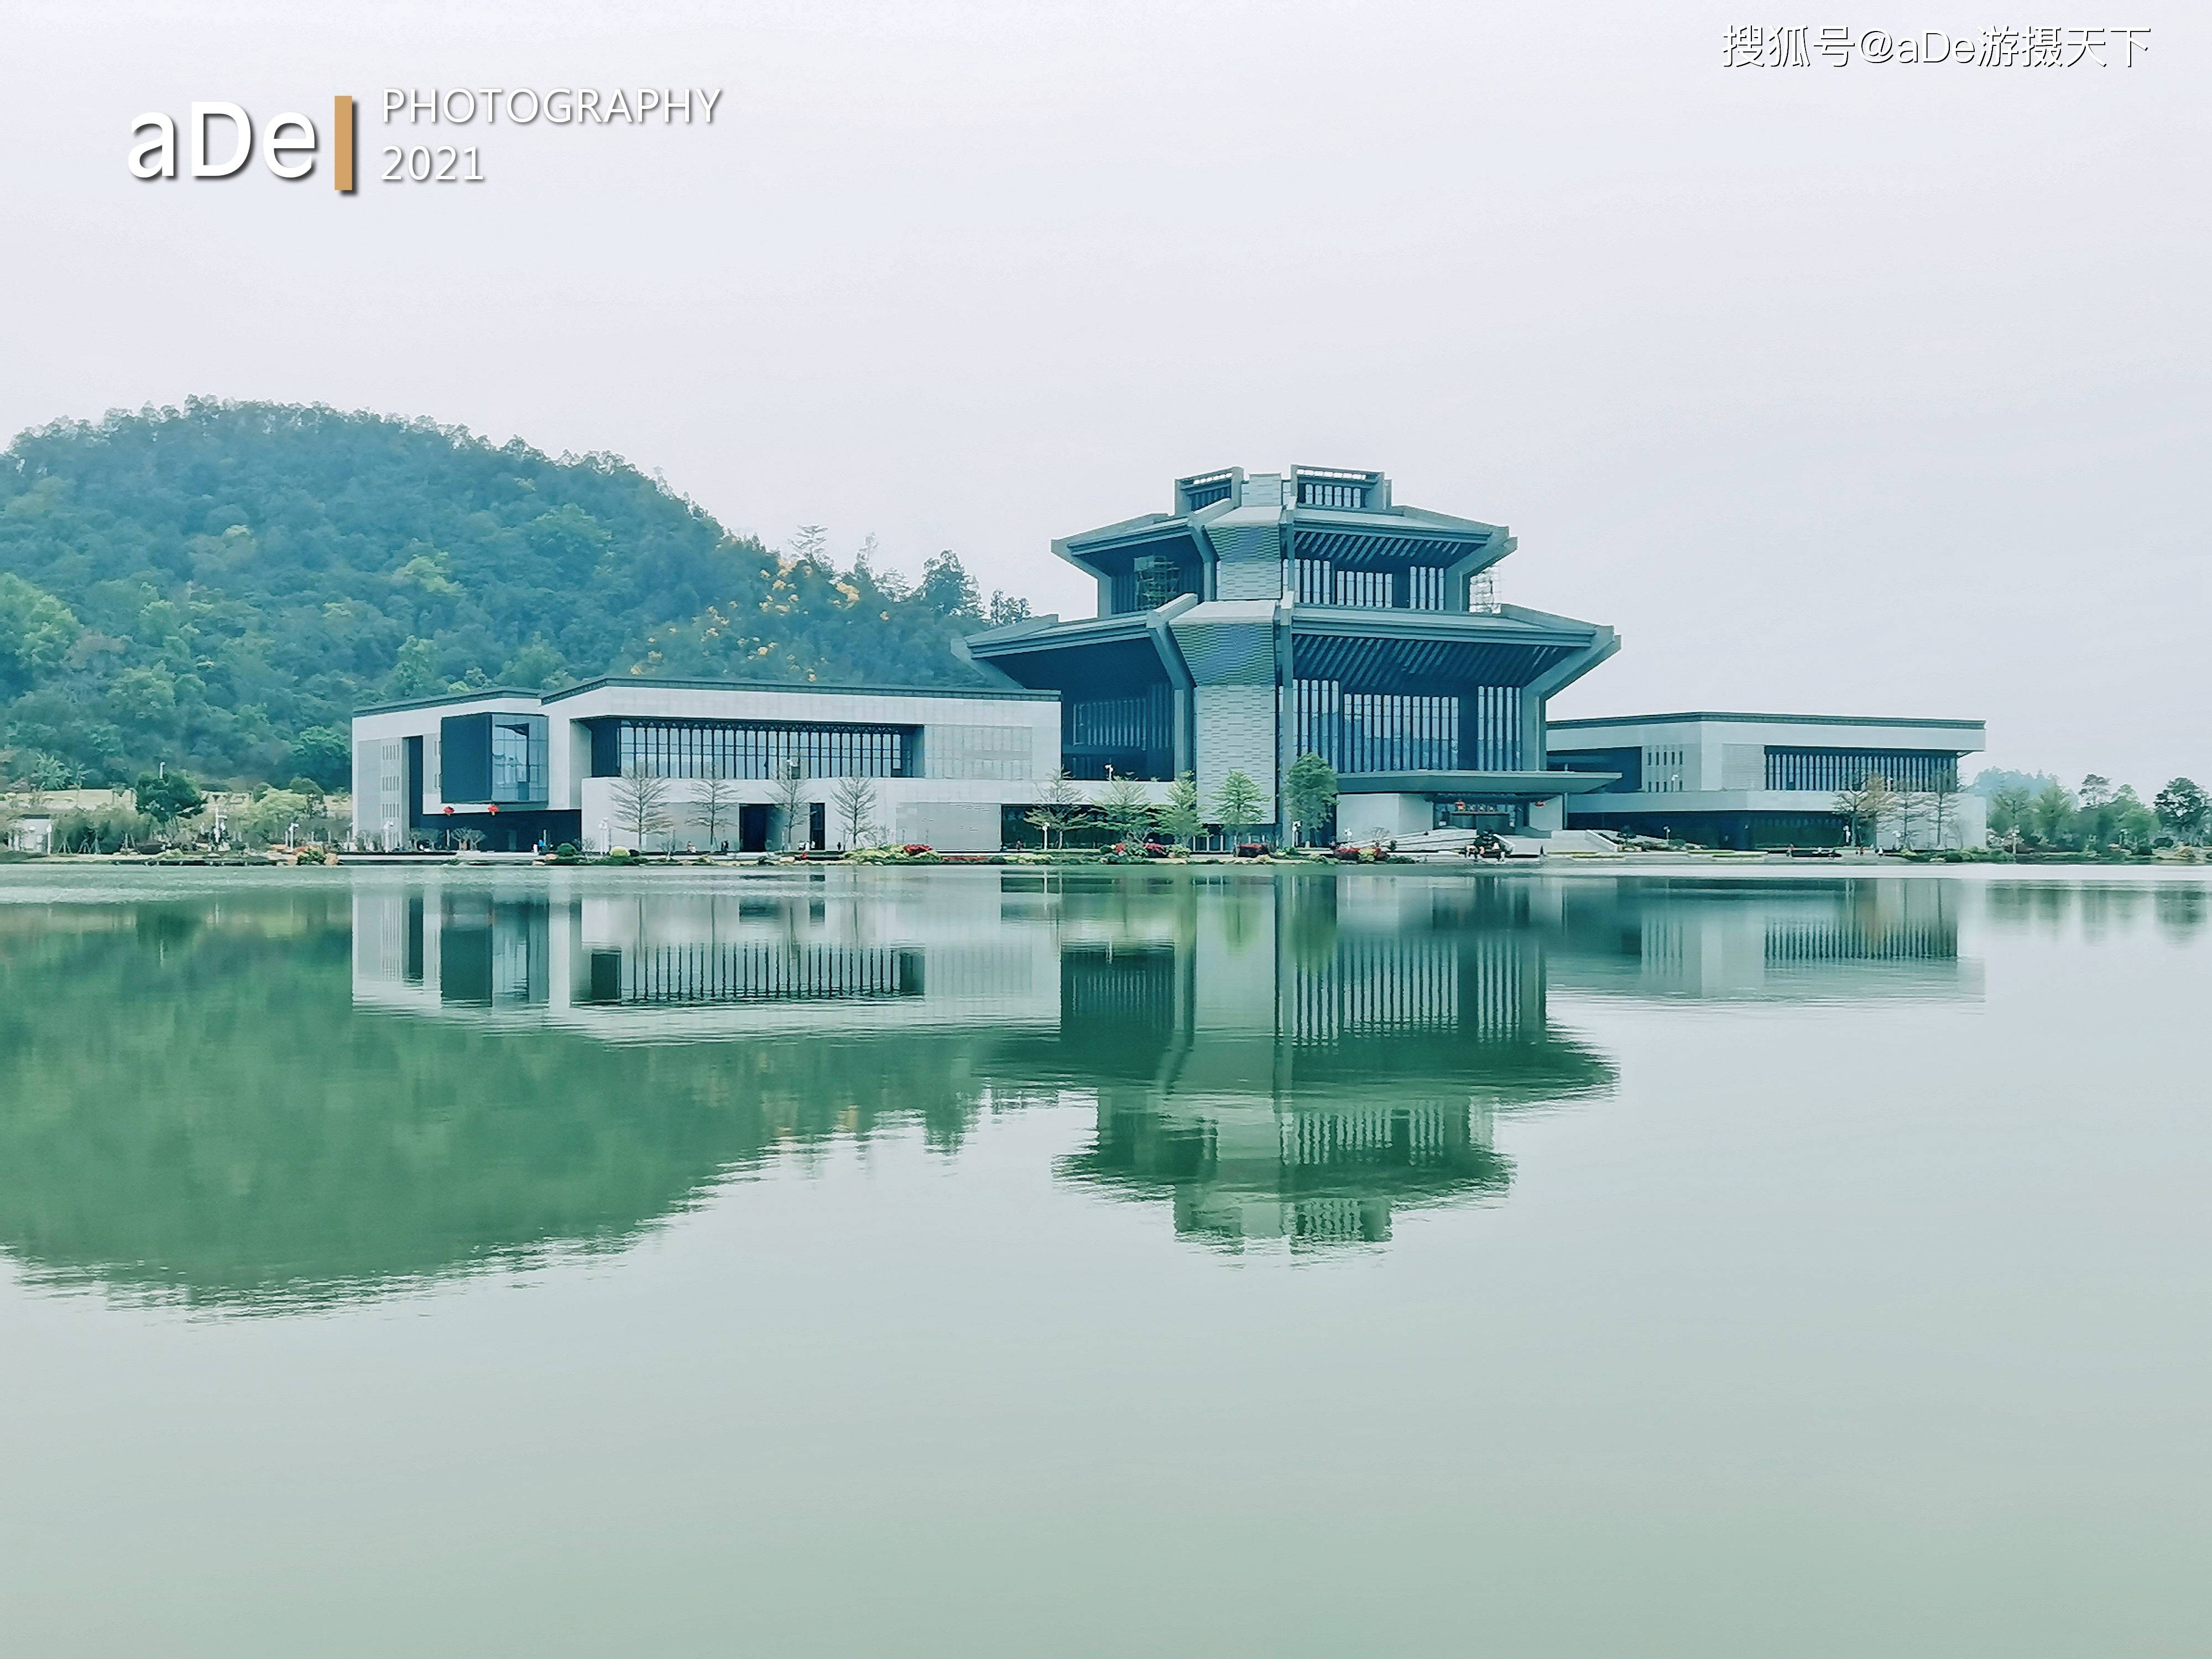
top-left (1546, 712), bottom-right (1988, 848)
top-left (351, 678), bottom-right (1059, 852)
top-left (964, 465), bottom-right (1621, 841)
top-left (351, 463), bottom-right (1989, 853)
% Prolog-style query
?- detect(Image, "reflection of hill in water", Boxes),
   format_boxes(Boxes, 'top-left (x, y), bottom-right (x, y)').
top-left (0, 893), bottom-right (997, 1310)
top-left (0, 869), bottom-right (1976, 1303)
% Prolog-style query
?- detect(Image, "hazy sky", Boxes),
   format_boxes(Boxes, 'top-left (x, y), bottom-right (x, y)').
top-left (7, 1), bottom-right (2204, 784)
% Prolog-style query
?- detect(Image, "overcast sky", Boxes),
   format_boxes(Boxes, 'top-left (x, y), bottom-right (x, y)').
top-left (7, 1), bottom-right (2204, 785)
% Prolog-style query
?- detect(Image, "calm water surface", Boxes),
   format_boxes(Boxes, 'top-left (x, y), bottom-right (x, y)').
top-left (1, 865), bottom-right (2206, 1655)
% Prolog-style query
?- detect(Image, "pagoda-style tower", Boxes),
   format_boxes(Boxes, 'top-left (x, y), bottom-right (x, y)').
top-left (965, 466), bottom-right (1621, 839)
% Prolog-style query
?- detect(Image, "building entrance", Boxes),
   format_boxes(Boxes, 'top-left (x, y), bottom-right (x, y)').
top-left (1436, 798), bottom-right (1525, 831)
top-left (739, 804), bottom-right (771, 852)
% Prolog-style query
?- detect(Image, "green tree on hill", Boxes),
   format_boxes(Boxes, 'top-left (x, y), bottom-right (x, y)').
top-left (0, 400), bottom-right (1022, 787)
top-left (0, 573), bottom-right (80, 696)
top-left (134, 769), bottom-right (204, 827)
top-left (288, 726), bottom-right (352, 791)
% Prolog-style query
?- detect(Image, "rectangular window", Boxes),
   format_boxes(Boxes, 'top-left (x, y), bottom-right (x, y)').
top-left (1462, 686), bottom-right (1522, 770)
top-left (611, 720), bottom-right (909, 780)
top-left (1332, 568), bottom-right (1391, 608)
top-left (1293, 680), bottom-right (1510, 774)
top-left (1765, 748), bottom-right (1958, 792)
top-left (1062, 686), bottom-right (1174, 780)
top-left (1298, 479), bottom-right (1366, 509)
top-left (1293, 562), bottom-right (1445, 611)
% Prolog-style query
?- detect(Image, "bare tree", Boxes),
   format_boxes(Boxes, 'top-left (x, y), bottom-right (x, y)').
top-left (1833, 773), bottom-right (1896, 849)
top-left (697, 774), bottom-right (738, 849)
top-left (1889, 790), bottom-right (1927, 852)
top-left (1928, 774), bottom-right (1963, 849)
top-left (612, 763), bottom-right (673, 851)
top-left (773, 757), bottom-right (809, 850)
top-left (1025, 766), bottom-right (1081, 851)
top-left (830, 774), bottom-right (878, 850)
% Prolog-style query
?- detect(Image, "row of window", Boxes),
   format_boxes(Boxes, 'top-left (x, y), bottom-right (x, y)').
top-left (607, 719), bottom-right (909, 780)
top-left (587, 944), bottom-right (925, 1004)
top-left (1063, 686), bottom-right (1175, 779)
top-left (1297, 479), bottom-right (1368, 509)
top-left (1296, 683), bottom-right (1454, 772)
top-left (1766, 748), bottom-right (1959, 793)
top-left (1644, 745), bottom-right (1688, 792)
top-left (1291, 681), bottom-right (1522, 774)
top-left (1292, 559), bottom-right (1453, 611)
top-left (1461, 687), bottom-right (1524, 771)
top-left (1108, 555), bottom-right (1463, 614)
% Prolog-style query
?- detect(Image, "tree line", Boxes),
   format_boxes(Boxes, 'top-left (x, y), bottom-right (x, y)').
top-left (1832, 767), bottom-right (2209, 853)
top-left (1980, 772), bottom-right (2204, 852)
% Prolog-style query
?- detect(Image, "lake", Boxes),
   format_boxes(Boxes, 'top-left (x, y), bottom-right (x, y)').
top-left (1, 864), bottom-right (2206, 1656)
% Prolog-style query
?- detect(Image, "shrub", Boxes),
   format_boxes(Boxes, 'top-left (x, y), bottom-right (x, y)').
top-left (51, 808), bottom-right (158, 854)
top-left (851, 844), bottom-right (938, 863)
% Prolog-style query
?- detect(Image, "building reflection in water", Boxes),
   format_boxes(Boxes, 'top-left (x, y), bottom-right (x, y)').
top-left (1533, 876), bottom-right (1981, 1004)
top-left (353, 879), bottom-right (1059, 1042)
top-left (0, 870), bottom-right (1990, 1310)
top-left (349, 869), bottom-right (1984, 1256)
top-left (352, 873), bottom-right (1622, 1251)
top-left (1024, 874), bottom-right (1614, 1250)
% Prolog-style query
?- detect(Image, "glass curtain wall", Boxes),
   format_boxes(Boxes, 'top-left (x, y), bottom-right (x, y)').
top-left (613, 721), bottom-right (907, 780)
top-left (488, 718), bottom-right (549, 802)
top-left (1293, 681), bottom-right (1521, 774)
top-left (1765, 749), bottom-right (1959, 792)
top-left (1062, 685), bottom-right (1175, 780)
top-left (1294, 561), bottom-right (1453, 611)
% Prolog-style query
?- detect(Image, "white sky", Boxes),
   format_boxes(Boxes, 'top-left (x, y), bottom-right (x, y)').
top-left (7, 1), bottom-right (2205, 786)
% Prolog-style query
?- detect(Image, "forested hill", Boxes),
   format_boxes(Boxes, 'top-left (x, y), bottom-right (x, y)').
top-left (0, 400), bottom-right (1029, 789)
